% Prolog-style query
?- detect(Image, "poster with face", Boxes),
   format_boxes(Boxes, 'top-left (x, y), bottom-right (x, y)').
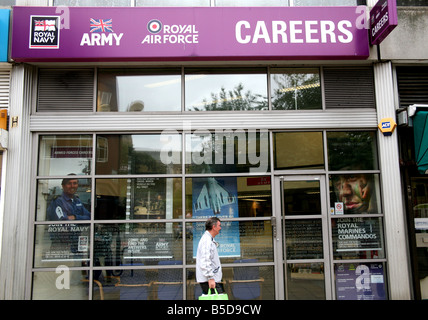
top-left (331, 174), bottom-right (379, 215)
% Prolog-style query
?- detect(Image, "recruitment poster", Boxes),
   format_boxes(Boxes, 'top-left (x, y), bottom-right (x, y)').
top-left (192, 177), bottom-right (241, 258)
top-left (335, 263), bottom-right (386, 300)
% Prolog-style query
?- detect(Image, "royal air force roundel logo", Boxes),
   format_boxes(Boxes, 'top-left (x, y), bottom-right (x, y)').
top-left (147, 19), bottom-right (162, 34)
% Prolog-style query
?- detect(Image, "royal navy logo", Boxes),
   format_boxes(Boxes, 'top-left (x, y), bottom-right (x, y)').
top-left (29, 15), bottom-right (60, 49)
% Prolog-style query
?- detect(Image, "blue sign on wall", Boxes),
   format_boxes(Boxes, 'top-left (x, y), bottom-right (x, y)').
top-left (0, 9), bottom-right (10, 62)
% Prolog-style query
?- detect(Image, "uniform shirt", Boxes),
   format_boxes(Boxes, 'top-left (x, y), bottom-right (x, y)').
top-left (47, 192), bottom-right (91, 221)
top-left (196, 230), bottom-right (222, 283)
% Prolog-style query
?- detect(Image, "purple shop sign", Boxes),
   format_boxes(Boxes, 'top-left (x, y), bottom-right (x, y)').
top-left (11, 6), bottom-right (369, 62)
top-left (370, 0), bottom-right (398, 45)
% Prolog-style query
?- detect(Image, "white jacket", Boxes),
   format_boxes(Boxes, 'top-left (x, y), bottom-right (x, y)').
top-left (196, 230), bottom-right (222, 283)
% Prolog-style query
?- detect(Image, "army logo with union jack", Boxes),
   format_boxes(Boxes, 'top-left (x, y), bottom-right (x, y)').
top-left (90, 18), bottom-right (114, 33)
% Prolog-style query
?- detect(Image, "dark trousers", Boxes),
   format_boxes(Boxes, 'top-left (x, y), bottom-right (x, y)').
top-left (199, 281), bottom-right (224, 295)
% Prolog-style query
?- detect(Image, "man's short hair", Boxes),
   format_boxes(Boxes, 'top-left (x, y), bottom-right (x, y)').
top-left (205, 216), bottom-right (221, 230)
top-left (62, 173), bottom-right (77, 186)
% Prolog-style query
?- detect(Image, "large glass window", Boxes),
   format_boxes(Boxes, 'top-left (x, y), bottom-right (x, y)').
top-left (185, 176), bottom-right (272, 218)
top-left (94, 222), bottom-right (183, 265)
top-left (185, 130), bottom-right (269, 173)
top-left (397, 0), bottom-right (428, 5)
top-left (187, 265), bottom-right (275, 300)
top-left (286, 262), bottom-right (326, 300)
top-left (274, 132), bottom-right (324, 170)
top-left (38, 135), bottom-right (93, 176)
top-left (54, 0), bottom-right (131, 6)
top-left (32, 270), bottom-right (89, 300)
top-left (294, 0), bottom-right (365, 5)
top-left (283, 180), bottom-right (322, 216)
top-left (285, 219), bottom-right (323, 259)
top-left (185, 68), bottom-right (268, 111)
top-left (271, 68), bottom-right (322, 110)
top-left (327, 131), bottom-right (378, 171)
top-left (95, 178), bottom-right (182, 220)
top-left (216, 0), bottom-right (289, 5)
top-left (33, 129), bottom-right (383, 300)
top-left (95, 134), bottom-right (182, 175)
top-left (186, 220), bottom-right (274, 264)
top-left (36, 178), bottom-right (91, 221)
top-left (137, 0), bottom-right (210, 5)
top-left (76, 66), bottom-right (377, 113)
top-left (97, 69), bottom-right (182, 112)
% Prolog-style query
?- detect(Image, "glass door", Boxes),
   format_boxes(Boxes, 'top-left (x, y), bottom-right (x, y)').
top-left (277, 175), bottom-right (332, 300)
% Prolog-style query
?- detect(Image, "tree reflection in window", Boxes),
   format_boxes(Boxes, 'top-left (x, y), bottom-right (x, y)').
top-left (190, 83), bottom-right (268, 111)
top-left (271, 68), bottom-right (322, 110)
top-left (185, 70), bottom-right (268, 111)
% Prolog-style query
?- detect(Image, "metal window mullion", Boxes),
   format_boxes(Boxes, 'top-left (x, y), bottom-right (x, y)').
top-left (181, 129), bottom-right (187, 300)
top-left (93, 68), bottom-right (98, 113)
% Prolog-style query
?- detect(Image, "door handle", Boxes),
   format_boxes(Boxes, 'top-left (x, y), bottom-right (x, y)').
top-left (271, 216), bottom-right (277, 239)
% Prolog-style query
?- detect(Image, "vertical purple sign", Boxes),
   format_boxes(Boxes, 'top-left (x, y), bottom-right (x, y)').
top-left (370, 0), bottom-right (398, 45)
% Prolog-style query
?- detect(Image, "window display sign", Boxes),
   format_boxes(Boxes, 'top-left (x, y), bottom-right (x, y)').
top-left (11, 6), bottom-right (369, 62)
top-left (122, 232), bottom-right (174, 260)
top-left (332, 217), bottom-right (384, 260)
top-left (192, 177), bottom-right (241, 258)
top-left (34, 224), bottom-right (91, 267)
top-left (335, 263), bottom-right (386, 300)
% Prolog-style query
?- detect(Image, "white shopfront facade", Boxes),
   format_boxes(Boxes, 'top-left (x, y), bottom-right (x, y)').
top-left (0, 1), bottom-right (412, 300)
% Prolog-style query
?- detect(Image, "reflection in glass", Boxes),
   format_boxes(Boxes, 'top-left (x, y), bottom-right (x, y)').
top-left (95, 178), bottom-right (182, 220)
top-left (410, 178), bottom-right (428, 299)
top-left (286, 263), bottom-right (325, 300)
top-left (91, 266), bottom-right (183, 300)
top-left (187, 265), bottom-right (275, 300)
top-left (185, 130), bottom-right (269, 174)
top-left (397, 0), bottom-right (428, 5)
top-left (285, 219), bottom-right (323, 260)
top-left (274, 132), bottom-right (324, 170)
top-left (54, 0), bottom-right (130, 5)
top-left (330, 174), bottom-right (381, 214)
top-left (38, 135), bottom-right (92, 176)
top-left (94, 223), bottom-right (183, 267)
top-left (95, 134), bottom-right (182, 175)
top-left (332, 217), bottom-right (385, 260)
top-left (137, 0), bottom-right (209, 5)
top-left (283, 180), bottom-right (321, 215)
top-left (271, 68), bottom-right (321, 110)
top-left (186, 220), bottom-right (273, 264)
top-left (294, 0), bottom-right (362, 5)
top-left (32, 271), bottom-right (89, 300)
top-left (185, 176), bottom-right (272, 218)
top-left (411, 177), bottom-right (428, 219)
top-left (216, 0), bottom-right (289, 5)
top-left (33, 224), bottom-right (90, 268)
top-left (335, 263), bottom-right (387, 300)
top-left (327, 131), bottom-right (378, 171)
top-left (36, 178), bottom-right (91, 221)
top-left (97, 69), bottom-right (181, 112)
top-left (185, 69), bottom-right (267, 111)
